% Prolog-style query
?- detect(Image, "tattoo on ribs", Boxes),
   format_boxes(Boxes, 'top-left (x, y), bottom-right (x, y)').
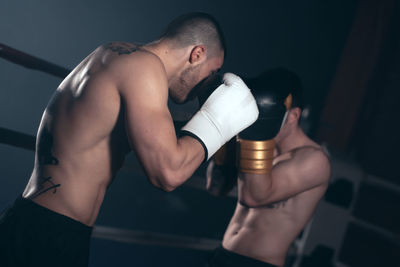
top-left (30, 129), bottom-right (61, 199)
top-left (29, 176), bottom-right (61, 199)
top-left (105, 42), bottom-right (139, 55)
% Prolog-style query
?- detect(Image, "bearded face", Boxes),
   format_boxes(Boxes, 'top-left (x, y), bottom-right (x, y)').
top-left (169, 64), bottom-right (203, 104)
top-left (169, 54), bottom-right (224, 104)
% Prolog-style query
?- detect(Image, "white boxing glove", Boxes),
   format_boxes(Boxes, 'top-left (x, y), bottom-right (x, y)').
top-left (182, 73), bottom-right (259, 160)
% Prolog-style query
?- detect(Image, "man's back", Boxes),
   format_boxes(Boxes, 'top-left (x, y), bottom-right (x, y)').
top-left (22, 43), bottom-right (150, 225)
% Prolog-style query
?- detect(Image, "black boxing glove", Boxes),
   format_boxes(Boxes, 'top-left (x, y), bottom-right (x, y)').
top-left (237, 79), bottom-right (292, 174)
top-left (239, 80), bottom-right (292, 140)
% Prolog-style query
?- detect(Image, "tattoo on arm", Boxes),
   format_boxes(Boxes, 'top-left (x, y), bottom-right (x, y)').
top-left (266, 200), bottom-right (287, 209)
top-left (104, 42), bottom-right (139, 55)
top-left (239, 199), bottom-right (288, 209)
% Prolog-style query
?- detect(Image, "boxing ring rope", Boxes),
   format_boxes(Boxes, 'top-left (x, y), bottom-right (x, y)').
top-left (0, 127), bottom-right (36, 151)
top-left (0, 42), bottom-right (66, 150)
top-left (0, 43), bottom-right (70, 78)
top-left (92, 226), bottom-right (221, 251)
top-left (0, 43), bottom-right (223, 251)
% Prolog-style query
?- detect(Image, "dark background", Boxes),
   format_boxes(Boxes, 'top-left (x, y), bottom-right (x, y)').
top-left (1, 0), bottom-right (399, 266)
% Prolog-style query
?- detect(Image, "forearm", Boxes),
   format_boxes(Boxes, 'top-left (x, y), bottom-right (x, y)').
top-left (238, 172), bottom-right (273, 207)
top-left (143, 135), bottom-right (204, 191)
top-left (172, 135), bottom-right (205, 183)
top-left (236, 137), bottom-right (275, 206)
top-left (206, 139), bottom-right (238, 196)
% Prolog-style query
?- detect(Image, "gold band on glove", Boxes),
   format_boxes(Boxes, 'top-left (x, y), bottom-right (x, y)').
top-left (238, 138), bottom-right (275, 174)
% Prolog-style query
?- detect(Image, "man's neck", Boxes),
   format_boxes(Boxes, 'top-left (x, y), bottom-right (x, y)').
top-left (143, 40), bottom-right (188, 82)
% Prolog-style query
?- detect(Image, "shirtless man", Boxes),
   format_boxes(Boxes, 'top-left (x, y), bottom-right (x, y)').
top-left (0, 13), bottom-right (259, 267)
top-left (206, 68), bottom-right (331, 267)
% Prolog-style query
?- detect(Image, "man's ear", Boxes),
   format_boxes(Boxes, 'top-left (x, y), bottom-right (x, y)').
top-left (288, 107), bottom-right (301, 123)
top-left (189, 45), bottom-right (207, 64)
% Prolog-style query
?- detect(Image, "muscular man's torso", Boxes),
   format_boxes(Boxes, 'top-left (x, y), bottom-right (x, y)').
top-left (222, 145), bottom-right (328, 267)
top-left (23, 43), bottom-right (146, 226)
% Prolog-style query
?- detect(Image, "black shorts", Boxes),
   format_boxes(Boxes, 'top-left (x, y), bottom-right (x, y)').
top-left (207, 246), bottom-right (279, 267)
top-left (0, 196), bottom-right (93, 267)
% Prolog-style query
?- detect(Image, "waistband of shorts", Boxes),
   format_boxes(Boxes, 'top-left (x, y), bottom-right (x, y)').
top-left (214, 246), bottom-right (279, 267)
top-left (13, 195), bottom-right (93, 235)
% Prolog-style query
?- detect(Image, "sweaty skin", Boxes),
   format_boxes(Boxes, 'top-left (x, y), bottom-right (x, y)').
top-left (222, 118), bottom-right (330, 267)
top-left (22, 42), bottom-right (223, 226)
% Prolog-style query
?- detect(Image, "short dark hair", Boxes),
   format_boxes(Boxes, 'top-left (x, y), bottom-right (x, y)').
top-left (160, 12), bottom-right (226, 58)
top-left (245, 68), bottom-right (304, 110)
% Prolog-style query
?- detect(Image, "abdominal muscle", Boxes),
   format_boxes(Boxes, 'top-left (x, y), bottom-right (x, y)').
top-left (222, 202), bottom-right (301, 267)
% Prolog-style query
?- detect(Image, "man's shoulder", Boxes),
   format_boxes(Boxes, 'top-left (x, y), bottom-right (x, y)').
top-left (291, 145), bottom-right (331, 182)
top-left (292, 144), bottom-right (328, 161)
top-left (104, 43), bottom-right (165, 77)
top-left (101, 45), bottom-right (167, 94)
